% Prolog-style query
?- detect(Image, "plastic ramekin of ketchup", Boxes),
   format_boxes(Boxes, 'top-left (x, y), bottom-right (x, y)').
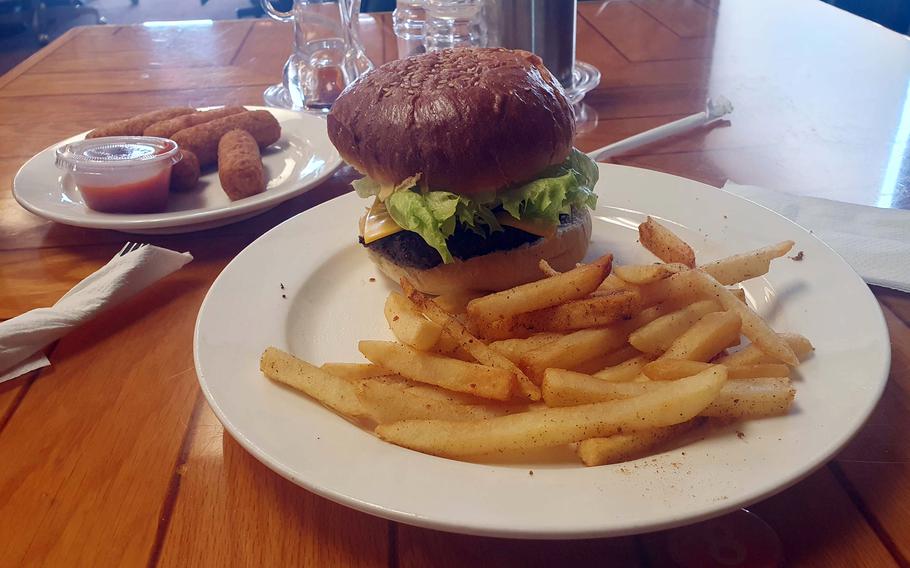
top-left (55, 136), bottom-right (182, 214)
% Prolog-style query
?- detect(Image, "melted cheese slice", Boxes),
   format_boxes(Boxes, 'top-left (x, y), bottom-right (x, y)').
top-left (495, 211), bottom-right (558, 239)
top-left (360, 199), bottom-right (557, 244)
top-left (361, 199), bottom-right (402, 244)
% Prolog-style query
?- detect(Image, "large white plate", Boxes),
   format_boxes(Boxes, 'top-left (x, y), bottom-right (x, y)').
top-left (12, 107), bottom-right (342, 234)
top-left (194, 164), bottom-right (889, 538)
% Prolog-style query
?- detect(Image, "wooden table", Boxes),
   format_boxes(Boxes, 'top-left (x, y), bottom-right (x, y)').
top-left (1, 1), bottom-right (908, 566)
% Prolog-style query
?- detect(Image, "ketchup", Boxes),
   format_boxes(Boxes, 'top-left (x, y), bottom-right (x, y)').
top-left (56, 136), bottom-right (181, 215)
top-left (78, 165), bottom-right (172, 214)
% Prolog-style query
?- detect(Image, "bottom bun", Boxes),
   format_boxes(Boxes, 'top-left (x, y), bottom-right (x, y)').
top-left (367, 209), bottom-right (592, 295)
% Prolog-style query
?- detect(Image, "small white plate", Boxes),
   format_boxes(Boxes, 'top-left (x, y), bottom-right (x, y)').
top-left (12, 107), bottom-right (342, 234)
top-left (194, 164), bottom-right (889, 539)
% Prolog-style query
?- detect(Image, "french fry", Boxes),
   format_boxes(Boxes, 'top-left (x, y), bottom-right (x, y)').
top-left (643, 359), bottom-right (789, 381)
top-left (728, 287), bottom-right (747, 303)
top-left (519, 326), bottom-right (633, 382)
top-left (358, 341), bottom-right (513, 401)
top-left (638, 216), bottom-right (696, 267)
top-left (356, 379), bottom-right (506, 423)
top-left (488, 333), bottom-right (564, 363)
top-left (467, 316), bottom-right (525, 341)
top-left (402, 383), bottom-right (498, 405)
top-left (543, 369), bottom-right (792, 419)
top-left (614, 263), bottom-right (689, 285)
top-left (570, 345), bottom-right (641, 375)
top-left (466, 254), bottom-right (613, 323)
top-left (628, 300), bottom-right (723, 355)
top-left (691, 270), bottom-right (798, 365)
top-left (321, 362), bottom-right (393, 380)
top-left (596, 273), bottom-right (635, 293)
top-left (432, 330), bottom-right (472, 360)
top-left (636, 270), bottom-right (702, 308)
top-left (499, 288), bottom-right (641, 334)
top-left (402, 281), bottom-right (541, 400)
top-left (658, 311), bottom-right (742, 362)
top-left (385, 292), bottom-right (442, 350)
top-left (701, 378), bottom-right (794, 418)
top-left (718, 333), bottom-right (814, 366)
top-left (542, 368), bottom-right (667, 407)
top-left (593, 354), bottom-right (652, 382)
top-left (595, 345), bottom-right (643, 368)
top-left (525, 298), bottom-right (690, 380)
top-left (538, 259), bottom-right (561, 277)
top-left (700, 241), bottom-right (795, 285)
top-left (632, 294), bottom-right (699, 324)
top-left (433, 290), bottom-right (485, 314)
top-left (728, 363), bottom-right (789, 379)
top-left (261, 347), bottom-right (366, 417)
top-left (376, 366), bottom-right (727, 458)
top-left (578, 420), bottom-right (701, 466)
top-left (572, 354), bottom-right (623, 375)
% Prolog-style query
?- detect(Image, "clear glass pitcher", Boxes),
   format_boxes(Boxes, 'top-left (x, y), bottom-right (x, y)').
top-left (261, 0), bottom-right (373, 112)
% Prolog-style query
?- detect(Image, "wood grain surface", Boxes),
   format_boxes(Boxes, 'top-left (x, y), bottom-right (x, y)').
top-left (0, 1), bottom-right (907, 566)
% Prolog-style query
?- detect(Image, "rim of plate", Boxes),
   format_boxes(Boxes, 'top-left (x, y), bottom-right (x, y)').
top-left (12, 107), bottom-right (342, 230)
top-left (193, 163), bottom-right (890, 539)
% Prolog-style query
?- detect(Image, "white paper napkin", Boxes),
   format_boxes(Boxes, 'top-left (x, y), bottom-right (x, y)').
top-left (0, 244), bottom-right (193, 383)
top-left (723, 181), bottom-right (910, 293)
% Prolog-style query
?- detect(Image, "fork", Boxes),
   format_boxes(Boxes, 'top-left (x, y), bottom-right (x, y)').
top-left (117, 242), bottom-right (149, 257)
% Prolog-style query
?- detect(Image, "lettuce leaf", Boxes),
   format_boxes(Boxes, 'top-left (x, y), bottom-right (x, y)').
top-left (362, 149), bottom-right (599, 264)
top-left (386, 191), bottom-right (504, 263)
top-left (352, 174), bottom-right (421, 201)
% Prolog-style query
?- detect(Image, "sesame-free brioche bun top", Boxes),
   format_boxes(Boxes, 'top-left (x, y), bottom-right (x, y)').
top-left (327, 47), bottom-right (575, 195)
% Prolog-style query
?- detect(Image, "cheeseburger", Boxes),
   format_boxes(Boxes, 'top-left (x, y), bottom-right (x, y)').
top-left (327, 47), bottom-right (599, 294)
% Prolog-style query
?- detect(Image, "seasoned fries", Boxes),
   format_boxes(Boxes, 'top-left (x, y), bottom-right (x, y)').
top-left (643, 359), bottom-right (789, 381)
top-left (636, 270), bottom-right (701, 308)
top-left (593, 354), bottom-right (651, 382)
top-left (321, 362), bottom-right (393, 380)
top-left (614, 262), bottom-right (688, 285)
top-left (433, 290), bottom-right (485, 314)
top-left (466, 254), bottom-right (612, 323)
top-left (639, 216), bottom-right (696, 267)
top-left (701, 241), bottom-right (794, 285)
top-left (728, 287), bottom-right (747, 303)
top-left (659, 311), bottom-right (742, 362)
top-left (597, 345), bottom-right (644, 368)
top-left (542, 368), bottom-right (792, 421)
top-left (488, 333), bottom-right (563, 363)
top-left (538, 259), bottom-right (561, 277)
top-left (359, 340), bottom-right (513, 401)
top-left (402, 281), bottom-right (540, 400)
top-left (376, 367), bottom-right (726, 458)
top-left (261, 217), bottom-right (811, 467)
top-left (385, 292), bottom-right (442, 350)
top-left (356, 378), bottom-right (507, 423)
top-left (496, 288), bottom-right (640, 334)
top-left (578, 421), bottom-right (700, 466)
top-left (718, 333), bottom-right (814, 366)
top-left (519, 327), bottom-right (632, 382)
top-left (702, 378), bottom-right (794, 419)
top-left (261, 347), bottom-right (366, 417)
top-left (691, 270), bottom-right (798, 365)
top-left (542, 369), bottom-right (664, 407)
top-left (629, 299), bottom-right (722, 355)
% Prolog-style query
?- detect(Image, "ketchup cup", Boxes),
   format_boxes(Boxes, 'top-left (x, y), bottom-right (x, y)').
top-left (55, 136), bottom-right (182, 214)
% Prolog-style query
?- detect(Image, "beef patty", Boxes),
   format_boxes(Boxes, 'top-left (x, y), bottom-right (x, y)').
top-left (362, 208), bottom-right (581, 270)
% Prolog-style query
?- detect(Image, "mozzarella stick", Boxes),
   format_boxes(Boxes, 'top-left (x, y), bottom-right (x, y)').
top-left (218, 129), bottom-right (264, 200)
top-left (170, 150), bottom-right (200, 192)
top-left (172, 110), bottom-right (281, 167)
top-left (86, 107), bottom-right (195, 138)
top-left (144, 106), bottom-right (247, 138)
